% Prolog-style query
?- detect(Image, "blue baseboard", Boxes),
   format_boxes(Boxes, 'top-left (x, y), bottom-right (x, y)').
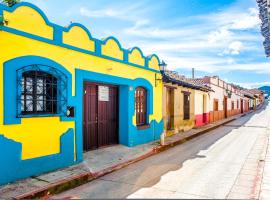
top-left (0, 129), bottom-right (75, 185)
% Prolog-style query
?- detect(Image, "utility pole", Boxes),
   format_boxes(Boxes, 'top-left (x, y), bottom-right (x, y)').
top-left (192, 68), bottom-right (195, 79)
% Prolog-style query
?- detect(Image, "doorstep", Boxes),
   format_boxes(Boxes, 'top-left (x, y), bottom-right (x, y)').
top-left (0, 111), bottom-right (255, 199)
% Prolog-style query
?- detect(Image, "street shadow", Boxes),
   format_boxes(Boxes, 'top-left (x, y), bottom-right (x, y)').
top-left (116, 102), bottom-right (270, 198)
top-left (53, 102), bottom-right (269, 199)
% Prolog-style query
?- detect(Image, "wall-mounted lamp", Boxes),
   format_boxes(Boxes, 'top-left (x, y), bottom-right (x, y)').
top-left (155, 60), bottom-right (167, 87)
top-left (159, 60), bottom-right (167, 71)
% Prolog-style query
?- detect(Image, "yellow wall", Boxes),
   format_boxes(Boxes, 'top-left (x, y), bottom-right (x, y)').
top-left (63, 26), bottom-right (95, 52)
top-left (163, 83), bottom-right (195, 135)
top-left (3, 6), bottom-right (53, 39)
top-left (101, 38), bottom-right (124, 60)
top-left (128, 48), bottom-right (145, 66)
top-left (194, 90), bottom-right (209, 115)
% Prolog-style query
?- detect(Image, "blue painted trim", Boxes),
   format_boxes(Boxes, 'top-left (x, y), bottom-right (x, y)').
top-left (1, 56), bottom-right (164, 184)
top-left (54, 25), bottom-right (63, 45)
top-left (0, 2), bottom-right (161, 74)
top-left (3, 56), bottom-right (74, 125)
top-left (0, 26), bottom-right (160, 74)
top-left (123, 49), bottom-right (129, 62)
top-left (75, 69), bottom-right (163, 160)
top-left (101, 36), bottom-right (123, 50)
top-left (0, 129), bottom-right (75, 185)
top-left (62, 22), bottom-right (94, 40)
top-left (94, 39), bottom-right (102, 56)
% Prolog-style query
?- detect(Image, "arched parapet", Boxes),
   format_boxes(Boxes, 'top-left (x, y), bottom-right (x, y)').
top-left (128, 47), bottom-right (146, 67)
top-left (147, 54), bottom-right (161, 71)
top-left (63, 23), bottom-right (95, 52)
top-left (1, 2), bottom-right (54, 39)
top-left (101, 36), bottom-right (124, 61)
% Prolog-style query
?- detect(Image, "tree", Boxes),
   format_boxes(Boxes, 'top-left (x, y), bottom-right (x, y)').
top-left (0, 15), bottom-right (4, 26)
top-left (0, 0), bottom-right (20, 25)
top-left (1, 0), bottom-right (20, 7)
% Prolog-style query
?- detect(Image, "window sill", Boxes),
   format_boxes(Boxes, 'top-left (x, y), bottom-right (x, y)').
top-left (137, 124), bottom-right (150, 130)
top-left (17, 113), bottom-right (64, 118)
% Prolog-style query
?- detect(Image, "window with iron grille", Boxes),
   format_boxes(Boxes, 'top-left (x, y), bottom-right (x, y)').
top-left (17, 65), bottom-right (68, 116)
top-left (135, 87), bottom-right (147, 126)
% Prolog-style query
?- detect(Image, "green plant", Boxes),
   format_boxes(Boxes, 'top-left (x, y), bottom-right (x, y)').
top-left (226, 89), bottom-right (232, 98)
top-left (1, 0), bottom-right (20, 7)
top-left (0, 15), bottom-right (4, 26)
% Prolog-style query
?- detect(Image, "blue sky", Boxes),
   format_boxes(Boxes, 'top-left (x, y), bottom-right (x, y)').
top-left (24, 0), bottom-right (269, 88)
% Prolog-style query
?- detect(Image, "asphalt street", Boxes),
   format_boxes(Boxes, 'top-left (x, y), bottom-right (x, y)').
top-left (53, 104), bottom-right (270, 199)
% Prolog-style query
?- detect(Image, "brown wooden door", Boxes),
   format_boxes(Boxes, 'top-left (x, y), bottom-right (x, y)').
top-left (183, 93), bottom-right (190, 120)
top-left (224, 97), bottom-right (228, 118)
top-left (241, 99), bottom-right (243, 113)
top-left (166, 88), bottom-right (174, 130)
top-left (83, 83), bottom-right (118, 151)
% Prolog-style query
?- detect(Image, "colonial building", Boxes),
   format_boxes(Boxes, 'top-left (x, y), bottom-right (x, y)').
top-left (200, 76), bottom-right (252, 123)
top-left (249, 89), bottom-right (265, 109)
top-left (0, 3), bottom-right (164, 185)
top-left (162, 70), bottom-right (211, 136)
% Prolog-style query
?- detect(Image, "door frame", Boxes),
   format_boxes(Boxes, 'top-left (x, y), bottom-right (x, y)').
top-left (83, 81), bottom-right (119, 151)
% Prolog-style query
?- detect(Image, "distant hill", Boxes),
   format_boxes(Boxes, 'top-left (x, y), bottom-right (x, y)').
top-left (259, 86), bottom-right (270, 96)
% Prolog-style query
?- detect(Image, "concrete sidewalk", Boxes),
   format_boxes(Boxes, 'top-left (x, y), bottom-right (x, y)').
top-left (0, 112), bottom-right (254, 199)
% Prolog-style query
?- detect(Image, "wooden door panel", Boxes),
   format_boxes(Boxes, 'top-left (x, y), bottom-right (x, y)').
top-left (84, 83), bottom-right (119, 151)
top-left (97, 85), bottom-right (118, 147)
top-left (83, 84), bottom-right (98, 151)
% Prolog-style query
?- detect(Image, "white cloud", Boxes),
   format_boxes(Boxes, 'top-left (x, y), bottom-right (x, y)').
top-left (78, 2), bottom-right (154, 22)
top-left (223, 41), bottom-right (244, 55)
top-left (68, 1), bottom-right (268, 78)
top-left (230, 8), bottom-right (260, 30)
top-left (79, 7), bottom-right (121, 18)
top-left (208, 27), bottom-right (232, 44)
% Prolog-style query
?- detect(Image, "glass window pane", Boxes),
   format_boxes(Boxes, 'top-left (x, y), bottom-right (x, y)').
top-left (21, 78), bottom-right (25, 93)
top-left (36, 78), bottom-right (44, 94)
top-left (25, 95), bottom-right (33, 112)
top-left (37, 95), bottom-right (45, 112)
top-left (21, 94), bottom-right (25, 112)
top-left (26, 77), bottom-right (33, 93)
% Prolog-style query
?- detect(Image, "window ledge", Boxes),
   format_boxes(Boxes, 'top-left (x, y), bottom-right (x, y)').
top-left (17, 114), bottom-right (63, 118)
top-left (137, 124), bottom-right (150, 130)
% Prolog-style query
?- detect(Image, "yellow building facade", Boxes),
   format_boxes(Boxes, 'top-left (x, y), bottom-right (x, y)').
top-left (162, 71), bottom-right (211, 136)
top-left (0, 3), bottom-right (164, 185)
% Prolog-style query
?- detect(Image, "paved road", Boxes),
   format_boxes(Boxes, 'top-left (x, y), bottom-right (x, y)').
top-left (53, 104), bottom-right (270, 199)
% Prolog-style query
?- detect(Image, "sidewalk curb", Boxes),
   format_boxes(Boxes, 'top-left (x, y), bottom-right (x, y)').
top-left (14, 113), bottom-right (251, 199)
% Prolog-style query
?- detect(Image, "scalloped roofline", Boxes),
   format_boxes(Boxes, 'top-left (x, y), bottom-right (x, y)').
top-left (0, 2), bottom-right (162, 70)
top-left (63, 22), bottom-right (94, 40)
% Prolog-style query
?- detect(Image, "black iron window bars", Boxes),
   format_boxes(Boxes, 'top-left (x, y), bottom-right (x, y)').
top-left (16, 65), bottom-right (68, 116)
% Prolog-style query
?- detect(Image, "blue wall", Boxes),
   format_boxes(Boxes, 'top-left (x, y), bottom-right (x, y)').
top-left (0, 129), bottom-right (75, 185)
top-left (1, 55), bottom-right (164, 186)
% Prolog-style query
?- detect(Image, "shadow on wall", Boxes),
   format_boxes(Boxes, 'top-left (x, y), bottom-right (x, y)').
top-left (0, 129), bottom-right (75, 185)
